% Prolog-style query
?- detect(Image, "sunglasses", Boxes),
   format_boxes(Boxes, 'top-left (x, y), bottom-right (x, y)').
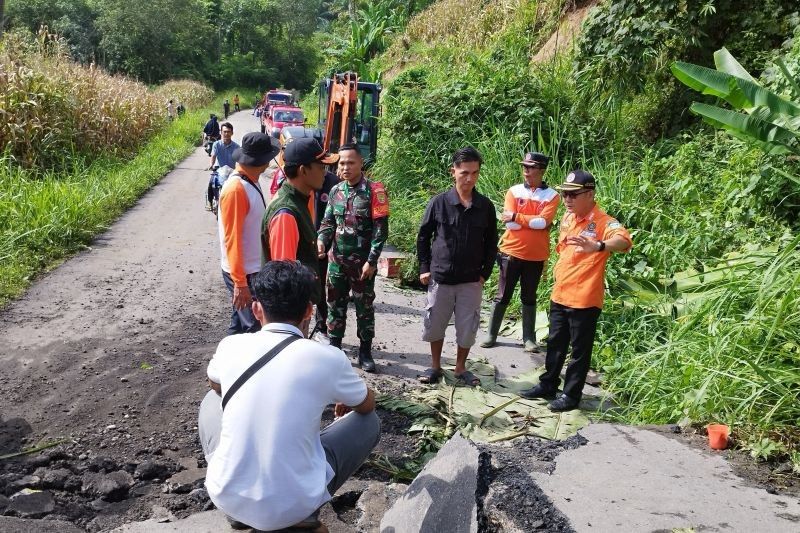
top-left (560, 189), bottom-right (592, 199)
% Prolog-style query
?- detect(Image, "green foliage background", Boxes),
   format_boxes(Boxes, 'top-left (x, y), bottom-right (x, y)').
top-left (4, 0), bottom-right (323, 90)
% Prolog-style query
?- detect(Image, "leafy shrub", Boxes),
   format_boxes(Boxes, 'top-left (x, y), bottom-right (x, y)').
top-left (574, 0), bottom-right (799, 135)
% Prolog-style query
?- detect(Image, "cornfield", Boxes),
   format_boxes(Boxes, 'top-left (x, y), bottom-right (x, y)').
top-left (0, 29), bottom-right (214, 305)
top-left (0, 29), bottom-right (212, 170)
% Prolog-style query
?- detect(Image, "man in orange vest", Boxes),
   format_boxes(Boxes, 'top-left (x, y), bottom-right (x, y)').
top-left (480, 152), bottom-right (559, 352)
top-left (520, 170), bottom-right (632, 411)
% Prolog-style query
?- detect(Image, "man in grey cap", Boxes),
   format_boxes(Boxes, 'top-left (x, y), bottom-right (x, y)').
top-left (218, 132), bottom-right (279, 335)
top-left (481, 152), bottom-right (559, 352)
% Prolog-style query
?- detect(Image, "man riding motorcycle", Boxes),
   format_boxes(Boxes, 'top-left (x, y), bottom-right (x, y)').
top-left (202, 114), bottom-right (221, 155)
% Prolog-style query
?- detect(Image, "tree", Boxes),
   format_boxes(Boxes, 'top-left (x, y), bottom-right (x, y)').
top-left (5, 0), bottom-right (99, 62)
top-left (95, 0), bottom-right (214, 83)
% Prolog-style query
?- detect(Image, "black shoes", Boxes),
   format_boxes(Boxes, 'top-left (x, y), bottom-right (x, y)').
top-left (519, 385), bottom-right (581, 411)
top-left (549, 394), bottom-right (580, 412)
top-left (519, 384), bottom-right (557, 400)
top-left (358, 340), bottom-right (376, 373)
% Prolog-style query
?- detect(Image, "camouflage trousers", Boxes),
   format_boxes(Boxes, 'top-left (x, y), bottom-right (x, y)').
top-left (326, 266), bottom-right (376, 342)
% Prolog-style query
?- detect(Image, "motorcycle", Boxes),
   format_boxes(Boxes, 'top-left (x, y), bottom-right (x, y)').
top-left (203, 133), bottom-right (220, 157)
top-left (206, 165), bottom-right (233, 217)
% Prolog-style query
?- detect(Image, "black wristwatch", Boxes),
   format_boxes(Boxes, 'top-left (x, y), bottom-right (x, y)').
top-left (597, 240), bottom-right (606, 252)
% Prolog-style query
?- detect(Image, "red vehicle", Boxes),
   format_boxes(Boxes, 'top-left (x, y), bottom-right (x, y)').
top-left (259, 89), bottom-right (294, 133)
top-left (263, 105), bottom-right (305, 138)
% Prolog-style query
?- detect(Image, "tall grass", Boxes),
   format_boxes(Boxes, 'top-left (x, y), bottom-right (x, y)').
top-left (152, 79), bottom-right (216, 110)
top-left (597, 240), bottom-right (800, 446)
top-left (381, 0), bottom-right (566, 72)
top-left (0, 110), bottom-right (209, 305)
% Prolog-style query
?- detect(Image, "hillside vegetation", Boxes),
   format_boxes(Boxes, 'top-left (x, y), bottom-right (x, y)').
top-left (327, 0), bottom-right (800, 466)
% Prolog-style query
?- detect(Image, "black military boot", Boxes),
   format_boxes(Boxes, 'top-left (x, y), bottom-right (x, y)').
top-left (479, 303), bottom-right (508, 348)
top-left (329, 337), bottom-right (342, 349)
top-left (358, 340), bottom-right (376, 373)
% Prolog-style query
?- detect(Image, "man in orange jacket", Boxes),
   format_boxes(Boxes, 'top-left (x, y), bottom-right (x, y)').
top-left (480, 152), bottom-right (559, 352)
top-left (520, 170), bottom-right (632, 411)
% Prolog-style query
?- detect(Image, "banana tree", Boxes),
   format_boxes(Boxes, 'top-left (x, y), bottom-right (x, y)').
top-left (671, 47), bottom-right (800, 155)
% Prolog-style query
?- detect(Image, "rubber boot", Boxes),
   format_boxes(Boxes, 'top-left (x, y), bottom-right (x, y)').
top-left (479, 303), bottom-right (508, 348)
top-left (358, 340), bottom-right (376, 373)
top-left (522, 304), bottom-right (539, 353)
top-left (329, 337), bottom-right (342, 349)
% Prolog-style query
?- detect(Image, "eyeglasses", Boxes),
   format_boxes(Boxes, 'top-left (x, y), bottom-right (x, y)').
top-left (560, 190), bottom-right (592, 199)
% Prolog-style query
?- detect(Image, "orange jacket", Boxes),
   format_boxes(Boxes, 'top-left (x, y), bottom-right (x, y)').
top-left (499, 184), bottom-right (560, 261)
top-left (551, 204), bottom-right (632, 309)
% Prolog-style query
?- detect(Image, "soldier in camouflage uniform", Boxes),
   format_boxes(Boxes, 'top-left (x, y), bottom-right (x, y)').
top-left (317, 145), bottom-right (389, 372)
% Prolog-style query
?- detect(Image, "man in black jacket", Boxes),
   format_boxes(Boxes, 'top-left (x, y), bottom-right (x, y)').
top-left (416, 146), bottom-right (498, 387)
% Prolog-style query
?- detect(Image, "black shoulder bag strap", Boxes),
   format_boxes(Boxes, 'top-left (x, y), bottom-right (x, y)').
top-left (221, 335), bottom-right (301, 410)
top-left (238, 173), bottom-right (266, 208)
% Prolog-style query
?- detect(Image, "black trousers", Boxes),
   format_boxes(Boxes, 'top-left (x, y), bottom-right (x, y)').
top-left (493, 253), bottom-right (544, 306)
top-left (539, 301), bottom-right (601, 400)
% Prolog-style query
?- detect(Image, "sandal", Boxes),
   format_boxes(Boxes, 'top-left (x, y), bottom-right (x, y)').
top-left (417, 367), bottom-right (443, 384)
top-left (455, 370), bottom-right (481, 387)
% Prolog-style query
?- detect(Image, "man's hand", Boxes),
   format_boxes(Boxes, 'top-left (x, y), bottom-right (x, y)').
top-left (360, 262), bottom-right (376, 280)
top-left (419, 272), bottom-right (431, 286)
top-left (233, 285), bottom-right (253, 310)
top-left (479, 276), bottom-right (486, 285)
top-left (566, 235), bottom-right (601, 253)
top-left (334, 403), bottom-right (351, 418)
top-left (500, 210), bottom-right (514, 223)
top-left (317, 241), bottom-right (326, 259)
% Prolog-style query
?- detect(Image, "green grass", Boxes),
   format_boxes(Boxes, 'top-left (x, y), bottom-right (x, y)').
top-left (0, 107), bottom-right (212, 306)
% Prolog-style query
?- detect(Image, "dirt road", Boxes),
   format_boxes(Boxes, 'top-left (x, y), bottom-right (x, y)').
top-left (0, 110), bottom-right (507, 530)
top-left (0, 111), bottom-right (278, 528)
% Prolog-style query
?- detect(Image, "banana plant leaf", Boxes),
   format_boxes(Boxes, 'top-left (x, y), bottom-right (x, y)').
top-left (714, 47), bottom-right (757, 83)
top-left (388, 359), bottom-right (591, 443)
top-left (671, 61), bottom-right (738, 101)
top-left (497, 309), bottom-right (550, 341)
top-left (619, 247), bottom-right (778, 316)
top-left (689, 103), bottom-right (800, 155)
top-left (735, 78), bottom-right (800, 119)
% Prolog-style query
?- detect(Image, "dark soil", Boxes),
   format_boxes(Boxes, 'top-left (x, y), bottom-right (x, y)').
top-left (478, 435), bottom-right (587, 532)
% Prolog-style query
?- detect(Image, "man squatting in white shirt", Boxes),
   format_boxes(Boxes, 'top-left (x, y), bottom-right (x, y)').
top-left (198, 260), bottom-right (381, 532)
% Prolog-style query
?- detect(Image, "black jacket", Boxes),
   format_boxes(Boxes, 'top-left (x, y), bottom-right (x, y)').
top-left (417, 187), bottom-right (498, 284)
top-left (203, 119), bottom-right (220, 137)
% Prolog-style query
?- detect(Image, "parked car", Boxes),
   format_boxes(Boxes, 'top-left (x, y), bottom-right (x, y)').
top-left (263, 105), bottom-right (305, 138)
